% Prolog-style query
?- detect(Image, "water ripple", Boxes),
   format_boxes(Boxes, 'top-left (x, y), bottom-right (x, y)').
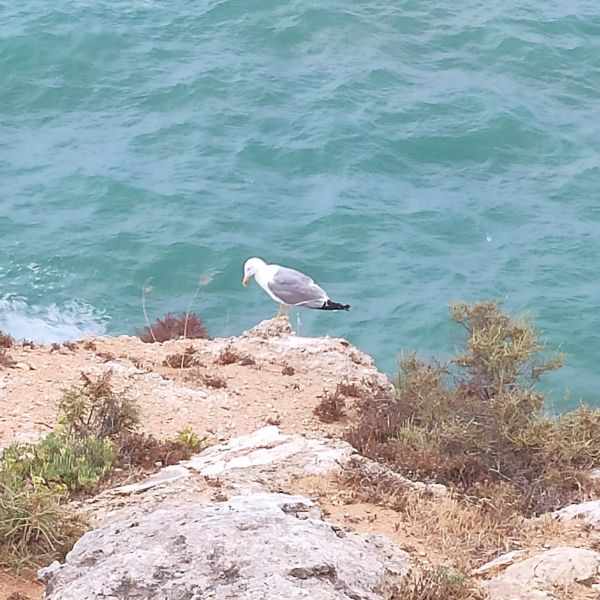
top-left (1, 0), bottom-right (600, 408)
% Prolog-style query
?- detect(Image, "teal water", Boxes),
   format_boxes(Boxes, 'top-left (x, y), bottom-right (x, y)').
top-left (1, 1), bottom-right (600, 409)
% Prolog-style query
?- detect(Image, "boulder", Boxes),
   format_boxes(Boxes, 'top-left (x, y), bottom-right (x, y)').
top-left (43, 492), bottom-right (410, 600)
top-left (552, 499), bottom-right (600, 530)
top-left (183, 425), bottom-right (355, 489)
top-left (482, 546), bottom-right (600, 599)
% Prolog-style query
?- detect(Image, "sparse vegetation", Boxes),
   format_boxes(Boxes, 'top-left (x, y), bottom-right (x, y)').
top-left (347, 301), bottom-right (600, 516)
top-left (0, 372), bottom-right (208, 572)
top-left (314, 386), bottom-right (347, 423)
top-left (0, 478), bottom-right (86, 571)
top-left (0, 330), bottom-right (14, 348)
top-left (336, 380), bottom-right (361, 397)
top-left (163, 345), bottom-right (201, 368)
top-left (116, 433), bottom-right (195, 470)
top-left (1, 432), bottom-right (115, 494)
top-left (281, 364), bottom-right (295, 376)
top-left (138, 312), bottom-right (209, 343)
top-left (58, 372), bottom-right (140, 441)
top-left (343, 461), bottom-right (523, 568)
top-left (175, 427), bottom-right (208, 452)
top-left (96, 350), bottom-right (116, 362)
top-left (217, 344), bottom-right (255, 366)
top-left (201, 373), bottom-right (227, 389)
top-left (388, 565), bottom-right (484, 600)
top-left (340, 456), bottom-right (409, 511)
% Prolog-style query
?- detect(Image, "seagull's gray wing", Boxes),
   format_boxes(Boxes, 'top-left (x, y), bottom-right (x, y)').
top-left (267, 267), bottom-right (328, 308)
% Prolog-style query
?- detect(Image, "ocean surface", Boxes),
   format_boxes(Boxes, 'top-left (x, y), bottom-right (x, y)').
top-left (1, 1), bottom-right (599, 410)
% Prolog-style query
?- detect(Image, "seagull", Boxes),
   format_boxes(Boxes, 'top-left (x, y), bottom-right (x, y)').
top-left (242, 257), bottom-right (350, 317)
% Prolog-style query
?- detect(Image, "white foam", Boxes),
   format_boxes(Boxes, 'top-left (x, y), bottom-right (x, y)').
top-left (0, 296), bottom-right (107, 343)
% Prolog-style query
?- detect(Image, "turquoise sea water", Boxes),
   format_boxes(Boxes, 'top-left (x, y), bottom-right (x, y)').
top-left (1, 1), bottom-right (599, 409)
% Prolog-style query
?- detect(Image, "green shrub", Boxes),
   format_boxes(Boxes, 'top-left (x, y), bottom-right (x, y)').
top-left (1, 431), bottom-right (115, 494)
top-left (347, 301), bottom-right (600, 515)
top-left (174, 427), bottom-right (208, 452)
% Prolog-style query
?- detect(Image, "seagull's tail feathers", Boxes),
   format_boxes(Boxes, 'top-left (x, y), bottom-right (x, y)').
top-left (319, 300), bottom-right (350, 311)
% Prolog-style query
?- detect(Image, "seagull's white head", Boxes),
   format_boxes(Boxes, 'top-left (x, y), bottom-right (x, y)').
top-left (242, 257), bottom-right (266, 287)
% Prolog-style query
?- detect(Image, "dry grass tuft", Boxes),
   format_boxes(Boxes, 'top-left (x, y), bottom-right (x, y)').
top-left (116, 433), bottom-right (194, 470)
top-left (217, 344), bottom-right (256, 366)
top-left (201, 373), bottom-right (227, 389)
top-left (0, 480), bottom-right (87, 572)
top-left (336, 381), bottom-right (361, 397)
top-left (138, 312), bottom-right (209, 343)
top-left (339, 457), bottom-right (410, 511)
top-left (314, 387), bottom-right (347, 423)
top-left (95, 350), bottom-right (116, 362)
top-left (339, 457), bottom-right (527, 570)
top-left (346, 301), bottom-right (600, 516)
top-left (163, 345), bottom-right (201, 369)
top-left (388, 564), bottom-right (484, 600)
top-left (314, 381), bottom-right (363, 423)
top-left (58, 372), bottom-right (140, 441)
top-left (0, 331), bottom-right (15, 348)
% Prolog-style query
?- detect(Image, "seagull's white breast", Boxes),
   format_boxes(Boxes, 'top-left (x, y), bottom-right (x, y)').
top-left (254, 264), bottom-right (283, 304)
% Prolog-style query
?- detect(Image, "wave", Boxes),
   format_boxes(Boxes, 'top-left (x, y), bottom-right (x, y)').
top-left (0, 296), bottom-right (107, 343)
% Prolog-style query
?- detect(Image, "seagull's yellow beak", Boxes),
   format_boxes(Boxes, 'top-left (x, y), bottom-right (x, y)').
top-left (242, 275), bottom-right (249, 287)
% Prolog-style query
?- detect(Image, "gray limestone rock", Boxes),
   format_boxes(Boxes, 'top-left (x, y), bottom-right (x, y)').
top-left (43, 492), bottom-right (410, 600)
top-left (482, 546), bottom-right (600, 599)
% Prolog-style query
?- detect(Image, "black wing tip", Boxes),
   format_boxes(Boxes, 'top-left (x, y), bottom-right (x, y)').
top-left (321, 300), bottom-right (350, 311)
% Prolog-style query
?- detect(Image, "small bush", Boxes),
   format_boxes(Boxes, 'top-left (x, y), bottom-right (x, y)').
top-left (1, 433), bottom-right (115, 494)
top-left (201, 373), bottom-right (227, 389)
top-left (58, 372), bottom-right (140, 441)
top-left (163, 345), bottom-right (200, 369)
top-left (347, 301), bottom-right (600, 516)
top-left (314, 387), bottom-right (347, 423)
top-left (175, 427), bottom-right (208, 452)
top-left (0, 478), bottom-right (86, 571)
top-left (217, 344), bottom-right (255, 366)
top-left (116, 433), bottom-right (194, 470)
top-left (281, 364), bottom-right (295, 376)
top-left (138, 313), bottom-right (209, 343)
top-left (0, 331), bottom-right (14, 348)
